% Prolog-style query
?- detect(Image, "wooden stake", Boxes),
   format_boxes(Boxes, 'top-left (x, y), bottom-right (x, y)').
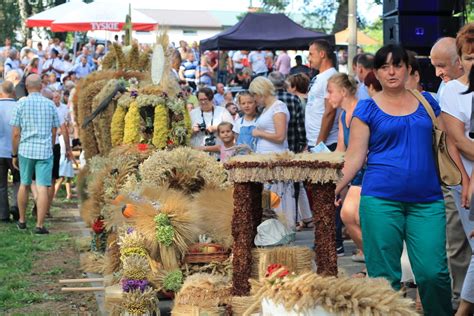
top-left (61, 287), bottom-right (105, 292)
top-left (59, 278), bottom-right (104, 284)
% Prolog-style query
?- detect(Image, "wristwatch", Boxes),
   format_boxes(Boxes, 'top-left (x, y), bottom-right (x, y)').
top-left (11, 154), bottom-right (17, 158)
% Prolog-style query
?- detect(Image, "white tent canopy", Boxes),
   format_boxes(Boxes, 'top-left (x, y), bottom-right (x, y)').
top-left (50, 1), bottom-right (157, 32)
top-left (26, 0), bottom-right (88, 28)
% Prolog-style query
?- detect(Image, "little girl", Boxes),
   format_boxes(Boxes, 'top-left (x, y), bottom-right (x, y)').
top-left (194, 121), bottom-right (236, 162)
top-left (233, 91), bottom-right (258, 151)
top-left (216, 122), bottom-right (236, 162)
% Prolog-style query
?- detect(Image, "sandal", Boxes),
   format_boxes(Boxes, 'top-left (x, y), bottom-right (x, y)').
top-left (296, 221), bottom-right (314, 231)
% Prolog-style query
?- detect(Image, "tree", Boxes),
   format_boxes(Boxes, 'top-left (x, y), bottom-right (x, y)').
top-left (0, 0), bottom-right (21, 47)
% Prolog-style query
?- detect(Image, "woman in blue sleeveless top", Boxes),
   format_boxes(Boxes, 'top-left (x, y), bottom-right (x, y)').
top-left (326, 73), bottom-right (366, 268)
top-left (335, 45), bottom-right (452, 315)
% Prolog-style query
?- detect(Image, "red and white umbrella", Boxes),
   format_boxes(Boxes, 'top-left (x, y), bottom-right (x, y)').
top-left (26, 0), bottom-right (88, 28)
top-left (50, 1), bottom-right (157, 32)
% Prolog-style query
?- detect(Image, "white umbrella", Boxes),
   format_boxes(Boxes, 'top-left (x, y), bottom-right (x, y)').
top-left (26, 0), bottom-right (88, 28)
top-left (50, 1), bottom-right (157, 32)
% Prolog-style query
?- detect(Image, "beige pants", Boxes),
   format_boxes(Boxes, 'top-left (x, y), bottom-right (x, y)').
top-left (443, 186), bottom-right (471, 309)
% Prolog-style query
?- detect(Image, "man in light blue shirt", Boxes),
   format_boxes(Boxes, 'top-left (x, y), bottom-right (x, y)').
top-left (73, 56), bottom-right (93, 79)
top-left (213, 83), bottom-right (225, 106)
top-left (10, 74), bottom-right (60, 234)
top-left (0, 81), bottom-right (19, 223)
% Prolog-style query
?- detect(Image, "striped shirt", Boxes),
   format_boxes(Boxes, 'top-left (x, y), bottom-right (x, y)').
top-left (10, 92), bottom-right (60, 160)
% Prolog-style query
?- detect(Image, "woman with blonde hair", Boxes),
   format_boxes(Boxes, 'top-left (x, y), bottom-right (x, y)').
top-left (250, 76), bottom-right (297, 229)
top-left (327, 73), bottom-right (365, 262)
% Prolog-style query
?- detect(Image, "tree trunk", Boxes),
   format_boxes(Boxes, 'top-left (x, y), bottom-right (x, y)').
top-left (18, 0), bottom-right (28, 44)
top-left (332, 0), bottom-right (349, 34)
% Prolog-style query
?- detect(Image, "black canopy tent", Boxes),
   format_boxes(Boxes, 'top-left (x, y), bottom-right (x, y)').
top-left (200, 13), bottom-right (335, 51)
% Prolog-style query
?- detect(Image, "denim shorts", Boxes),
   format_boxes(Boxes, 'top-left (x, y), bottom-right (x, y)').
top-left (19, 155), bottom-right (53, 186)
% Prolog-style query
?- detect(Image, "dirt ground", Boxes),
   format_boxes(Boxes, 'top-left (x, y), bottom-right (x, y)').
top-left (6, 200), bottom-right (99, 315)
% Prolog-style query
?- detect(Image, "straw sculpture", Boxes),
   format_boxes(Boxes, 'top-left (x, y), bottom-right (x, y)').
top-left (104, 231), bottom-right (121, 275)
top-left (129, 187), bottom-right (199, 269)
top-left (251, 247), bottom-right (314, 280)
top-left (224, 152), bottom-right (344, 184)
top-left (191, 188), bottom-right (234, 249)
top-left (139, 147), bottom-right (229, 194)
top-left (80, 252), bottom-right (105, 274)
top-left (246, 271), bottom-right (417, 316)
top-left (173, 273), bottom-right (232, 310)
top-left (231, 296), bottom-right (260, 316)
top-left (183, 257), bottom-right (233, 278)
top-left (91, 79), bottom-right (119, 155)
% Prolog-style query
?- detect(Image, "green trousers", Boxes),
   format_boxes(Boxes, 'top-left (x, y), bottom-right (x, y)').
top-left (360, 196), bottom-right (453, 316)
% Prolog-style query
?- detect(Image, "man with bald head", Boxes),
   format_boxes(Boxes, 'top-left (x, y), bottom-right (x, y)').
top-left (431, 37), bottom-right (464, 84)
top-left (431, 37), bottom-right (470, 311)
top-left (10, 74), bottom-right (60, 234)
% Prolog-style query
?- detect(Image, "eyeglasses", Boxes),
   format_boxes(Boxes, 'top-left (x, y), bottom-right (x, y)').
top-left (198, 98), bottom-right (210, 103)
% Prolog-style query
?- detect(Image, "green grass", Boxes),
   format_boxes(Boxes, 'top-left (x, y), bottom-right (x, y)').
top-left (0, 206), bottom-right (72, 311)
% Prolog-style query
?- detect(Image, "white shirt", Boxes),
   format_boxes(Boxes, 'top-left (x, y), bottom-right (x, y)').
top-left (0, 98), bottom-right (16, 158)
top-left (232, 51), bottom-right (247, 70)
top-left (42, 57), bottom-right (64, 78)
top-left (305, 67), bottom-right (339, 147)
top-left (440, 79), bottom-right (474, 176)
top-left (190, 106), bottom-right (233, 147)
top-left (55, 103), bottom-right (69, 144)
top-left (249, 51), bottom-right (268, 74)
top-left (255, 100), bottom-right (290, 154)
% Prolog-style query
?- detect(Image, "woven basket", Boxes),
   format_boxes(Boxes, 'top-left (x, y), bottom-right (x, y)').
top-left (231, 296), bottom-right (260, 316)
top-left (184, 243), bottom-right (230, 263)
top-left (251, 246), bottom-right (314, 279)
top-left (171, 304), bottom-right (227, 316)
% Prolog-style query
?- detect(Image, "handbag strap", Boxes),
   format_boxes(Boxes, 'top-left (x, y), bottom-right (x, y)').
top-left (408, 89), bottom-right (438, 129)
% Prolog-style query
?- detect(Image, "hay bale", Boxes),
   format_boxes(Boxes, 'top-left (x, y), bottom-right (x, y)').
top-left (171, 304), bottom-right (226, 316)
top-left (251, 246), bottom-right (314, 280)
top-left (174, 273), bottom-right (232, 309)
top-left (80, 252), bottom-right (105, 274)
top-left (231, 296), bottom-right (260, 316)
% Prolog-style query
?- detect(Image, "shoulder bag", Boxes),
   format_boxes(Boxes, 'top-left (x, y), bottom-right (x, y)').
top-left (409, 89), bottom-right (462, 186)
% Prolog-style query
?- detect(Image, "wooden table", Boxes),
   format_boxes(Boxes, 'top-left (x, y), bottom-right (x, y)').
top-left (224, 152), bottom-right (344, 296)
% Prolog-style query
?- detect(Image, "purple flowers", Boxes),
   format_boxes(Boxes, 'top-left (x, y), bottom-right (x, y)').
top-left (127, 227), bottom-right (135, 234)
top-left (130, 90), bottom-right (138, 98)
top-left (122, 279), bottom-right (149, 292)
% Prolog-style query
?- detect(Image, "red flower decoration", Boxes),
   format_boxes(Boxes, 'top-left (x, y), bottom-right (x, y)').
top-left (92, 218), bottom-right (105, 234)
top-left (167, 139), bottom-right (174, 145)
top-left (137, 143), bottom-right (149, 152)
top-left (265, 263), bottom-right (290, 278)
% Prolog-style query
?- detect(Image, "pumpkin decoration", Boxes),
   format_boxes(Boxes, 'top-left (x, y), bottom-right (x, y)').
top-left (112, 194), bottom-right (126, 206)
top-left (270, 192), bottom-right (281, 209)
top-left (122, 203), bottom-right (137, 218)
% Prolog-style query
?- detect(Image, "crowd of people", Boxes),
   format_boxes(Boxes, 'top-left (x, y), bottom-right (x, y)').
top-left (1, 21), bottom-right (474, 314)
top-left (184, 23), bottom-right (474, 315)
